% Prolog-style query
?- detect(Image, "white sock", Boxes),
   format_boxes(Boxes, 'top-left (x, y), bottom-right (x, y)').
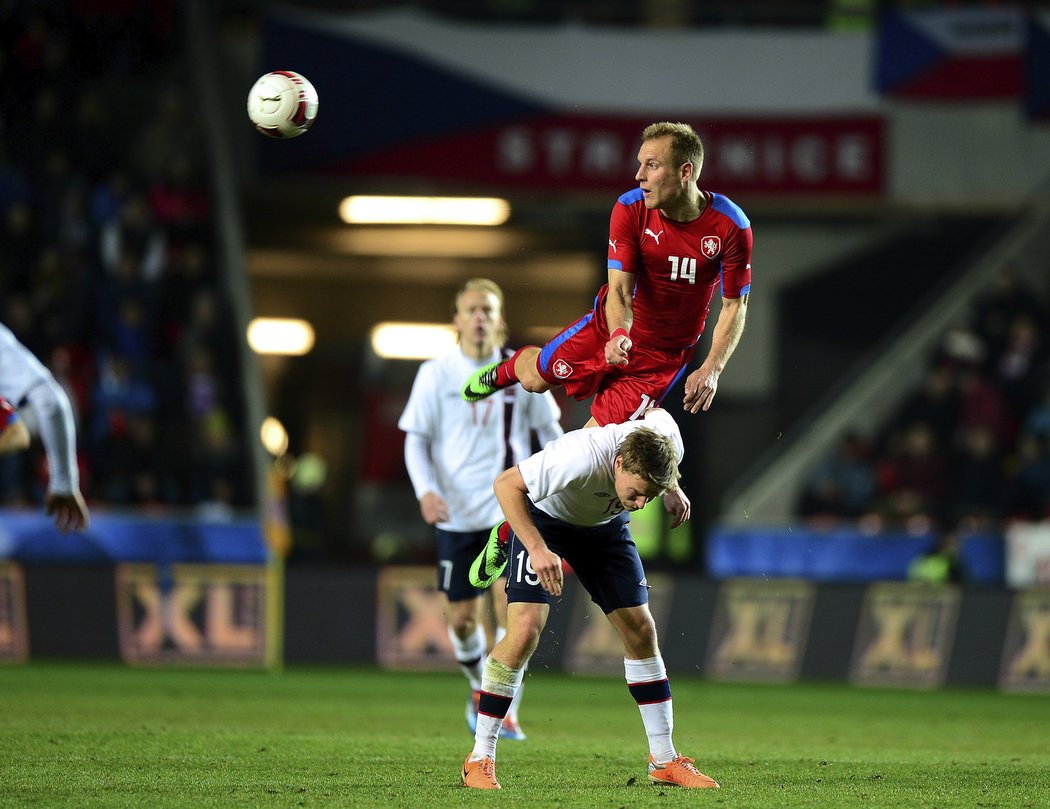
top-left (625, 655), bottom-right (676, 763)
top-left (471, 657), bottom-right (523, 760)
top-left (495, 626), bottom-right (525, 721)
top-left (449, 625), bottom-right (486, 691)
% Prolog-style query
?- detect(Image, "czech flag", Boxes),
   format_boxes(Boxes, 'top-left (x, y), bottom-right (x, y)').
top-left (876, 7), bottom-right (1024, 100)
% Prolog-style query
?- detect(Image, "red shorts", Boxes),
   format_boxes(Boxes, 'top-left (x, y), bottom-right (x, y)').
top-left (0, 397), bottom-right (16, 431)
top-left (536, 293), bottom-right (697, 426)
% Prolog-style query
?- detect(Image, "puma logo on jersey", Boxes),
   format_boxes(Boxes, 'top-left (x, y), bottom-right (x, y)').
top-left (644, 228), bottom-right (664, 245)
top-left (608, 239), bottom-right (618, 252)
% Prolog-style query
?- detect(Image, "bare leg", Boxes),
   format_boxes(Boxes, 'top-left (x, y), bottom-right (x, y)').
top-left (513, 347), bottom-right (555, 394)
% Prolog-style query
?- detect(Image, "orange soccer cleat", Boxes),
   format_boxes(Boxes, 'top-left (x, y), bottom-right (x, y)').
top-left (647, 755), bottom-right (720, 789)
top-left (462, 754), bottom-right (501, 789)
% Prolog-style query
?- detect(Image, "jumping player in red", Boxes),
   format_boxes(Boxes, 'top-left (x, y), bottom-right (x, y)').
top-left (462, 121), bottom-right (751, 427)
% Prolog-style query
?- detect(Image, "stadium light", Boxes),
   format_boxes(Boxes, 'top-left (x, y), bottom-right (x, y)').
top-left (259, 416), bottom-right (289, 457)
top-left (370, 322), bottom-right (457, 360)
top-left (247, 318), bottom-right (316, 356)
top-left (339, 196), bottom-right (511, 226)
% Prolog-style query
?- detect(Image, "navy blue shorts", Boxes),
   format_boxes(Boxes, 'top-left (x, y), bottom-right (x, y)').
top-left (505, 503), bottom-right (648, 614)
top-left (435, 527), bottom-right (493, 602)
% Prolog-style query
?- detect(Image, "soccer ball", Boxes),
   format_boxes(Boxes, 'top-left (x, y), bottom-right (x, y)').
top-left (246, 70), bottom-right (318, 139)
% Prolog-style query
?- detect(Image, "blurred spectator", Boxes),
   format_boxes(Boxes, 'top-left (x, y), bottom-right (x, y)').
top-left (907, 528), bottom-right (963, 585)
top-left (1, 201), bottom-right (37, 295)
top-left (1005, 433), bottom-right (1050, 521)
top-left (888, 362), bottom-right (959, 449)
top-left (945, 424), bottom-right (1006, 527)
top-left (90, 353), bottom-right (158, 447)
top-left (994, 313), bottom-right (1047, 419)
top-left (132, 84), bottom-right (203, 185)
top-left (70, 88), bottom-right (118, 182)
top-left (1023, 383), bottom-right (1050, 441)
top-left (148, 151), bottom-right (211, 240)
top-left (798, 431), bottom-right (875, 519)
top-left (955, 365), bottom-right (1014, 448)
top-left (99, 192), bottom-right (167, 283)
top-left (972, 264), bottom-right (1044, 364)
top-left (875, 421), bottom-right (948, 522)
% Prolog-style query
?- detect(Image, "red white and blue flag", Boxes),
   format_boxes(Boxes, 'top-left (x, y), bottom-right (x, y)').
top-left (876, 7), bottom-right (1025, 100)
top-left (256, 8), bottom-right (884, 197)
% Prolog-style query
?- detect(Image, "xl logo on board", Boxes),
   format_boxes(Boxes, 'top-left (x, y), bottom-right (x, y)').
top-left (850, 582), bottom-right (960, 689)
top-left (115, 563), bottom-right (274, 666)
top-left (706, 578), bottom-right (815, 682)
top-left (376, 566), bottom-right (497, 670)
top-left (0, 562), bottom-right (28, 663)
top-left (999, 588), bottom-right (1050, 693)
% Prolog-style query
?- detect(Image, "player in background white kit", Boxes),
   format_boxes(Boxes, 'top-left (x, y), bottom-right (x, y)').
top-left (399, 278), bottom-right (563, 740)
top-left (0, 322), bottom-right (90, 532)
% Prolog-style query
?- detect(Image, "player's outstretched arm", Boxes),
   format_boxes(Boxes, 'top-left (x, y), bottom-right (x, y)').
top-left (683, 294), bottom-right (748, 414)
top-left (662, 485), bottom-right (691, 529)
top-left (493, 466), bottom-right (563, 596)
top-left (45, 490), bottom-right (90, 533)
top-left (603, 270), bottom-right (635, 366)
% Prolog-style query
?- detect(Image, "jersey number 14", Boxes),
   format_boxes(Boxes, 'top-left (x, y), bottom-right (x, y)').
top-left (668, 256), bottom-right (697, 285)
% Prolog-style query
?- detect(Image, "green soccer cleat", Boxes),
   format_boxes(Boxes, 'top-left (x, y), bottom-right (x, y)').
top-left (462, 362), bottom-right (501, 403)
top-left (469, 522), bottom-right (510, 589)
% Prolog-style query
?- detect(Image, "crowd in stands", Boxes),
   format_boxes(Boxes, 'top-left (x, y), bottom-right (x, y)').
top-left (0, 5), bottom-right (252, 514)
top-left (799, 265), bottom-right (1050, 531)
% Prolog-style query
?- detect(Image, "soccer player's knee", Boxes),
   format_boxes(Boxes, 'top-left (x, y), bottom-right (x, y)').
top-left (623, 618), bottom-right (659, 657)
top-left (516, 351), bottom-right (548, 392)
top-left (451, 615), bottom-right (478, 638)
top-left (519, 371), bottom-right (547, 394)
top-left (502, 619), bottom-right (542, 664)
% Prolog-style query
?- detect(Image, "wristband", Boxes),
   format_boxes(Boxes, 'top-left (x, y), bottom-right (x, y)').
top-left (611, 328), bottom-right (629, 341)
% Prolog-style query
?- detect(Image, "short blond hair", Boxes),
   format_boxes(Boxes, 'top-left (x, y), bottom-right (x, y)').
top-left (642, 122), bottom-right (704, 174)
top-left (618, 427), bottom-right (681, 493)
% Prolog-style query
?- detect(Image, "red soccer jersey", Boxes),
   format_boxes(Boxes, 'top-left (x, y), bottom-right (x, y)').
top-left (606, 188), bottom-right (752, 350)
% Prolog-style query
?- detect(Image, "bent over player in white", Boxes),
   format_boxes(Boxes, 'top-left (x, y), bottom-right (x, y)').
top-left (461, 408), bottom-right (718, 790)
top-left (399, 278), bottom-right (563, 740)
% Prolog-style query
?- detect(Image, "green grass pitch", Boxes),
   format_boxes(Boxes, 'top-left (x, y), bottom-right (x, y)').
top-left (1, 662), bottom-right (1048, 808)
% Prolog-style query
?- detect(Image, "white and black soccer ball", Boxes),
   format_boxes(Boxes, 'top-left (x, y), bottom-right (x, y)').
top-left (246, 70), bottom-right (318, 139)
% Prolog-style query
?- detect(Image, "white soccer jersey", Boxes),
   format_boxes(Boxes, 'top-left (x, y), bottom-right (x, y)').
top-left (0, 322), bottom-right (80, 494)
top-left (0, 323), bottom-right (53, 403)
top-left (399, 348), bottom-right (562, 532)
top-left (517, 408), bottom-right (684, 527)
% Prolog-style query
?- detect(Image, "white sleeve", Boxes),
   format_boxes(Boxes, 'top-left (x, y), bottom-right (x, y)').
top-left (0, 323), bottom-right (52, 403)
top-left (535, 421), bottom-right (564, 448)
top-left (24, 376), bottom-right (80, 495)
top-left (403, 431), bottom-right (438, 500)
top-left (525, 390), bottom-right (563, 448)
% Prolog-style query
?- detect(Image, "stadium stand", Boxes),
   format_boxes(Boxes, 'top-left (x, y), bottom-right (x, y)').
top-left (0, 4), bottom-right (253, 512)
top-left (797, 265), bottom-right (1050, 527)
